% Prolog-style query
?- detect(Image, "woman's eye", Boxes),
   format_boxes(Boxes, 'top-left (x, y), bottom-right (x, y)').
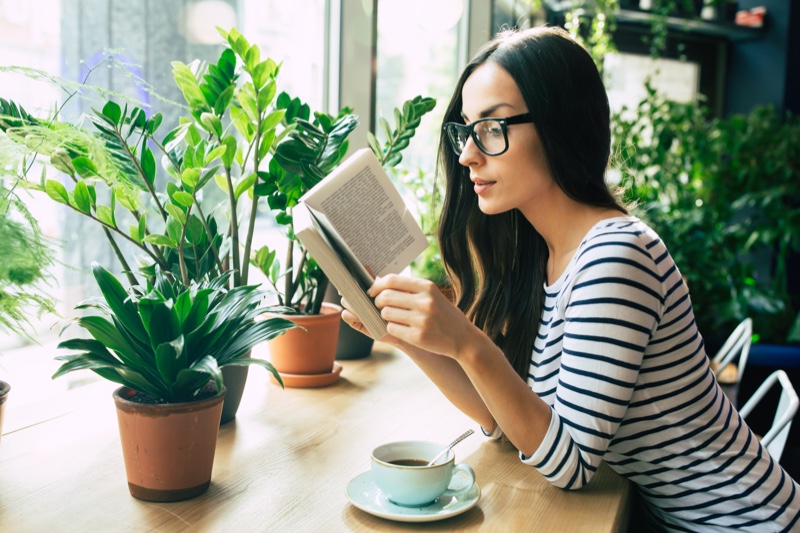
top-left (485, 124), bottom-right (503, 137)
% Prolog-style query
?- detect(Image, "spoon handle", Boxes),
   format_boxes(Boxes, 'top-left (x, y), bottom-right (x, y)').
top-left (427, 429), bottom-right (475, 466)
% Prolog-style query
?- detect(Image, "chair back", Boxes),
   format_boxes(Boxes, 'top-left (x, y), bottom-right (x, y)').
top-left (738, 369), bottom-right (799, 461)
top-left (712, 318), bottom-right (753, 385)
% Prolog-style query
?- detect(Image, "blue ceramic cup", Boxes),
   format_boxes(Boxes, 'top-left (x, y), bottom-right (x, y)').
top-left (370, 440), bottom-right (476, 507)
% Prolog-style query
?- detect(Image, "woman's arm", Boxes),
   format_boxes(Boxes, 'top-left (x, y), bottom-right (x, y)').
top-left (362, 275), bottom-right (553, 457)
top-left (342, 298), bottom-right (496, 430)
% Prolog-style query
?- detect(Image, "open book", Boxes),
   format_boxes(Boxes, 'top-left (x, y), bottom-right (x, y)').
top-left (294, 148), bottom-right (429, 339)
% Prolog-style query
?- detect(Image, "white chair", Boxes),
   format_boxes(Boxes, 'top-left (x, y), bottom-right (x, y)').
top-left (711, 318), bottom-right (753, 387)
top-left (738, 369), bottom-right (799, 462)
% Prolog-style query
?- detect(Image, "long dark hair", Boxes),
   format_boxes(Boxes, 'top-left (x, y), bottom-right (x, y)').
top-left (438, 27), bottom-right (626, 380)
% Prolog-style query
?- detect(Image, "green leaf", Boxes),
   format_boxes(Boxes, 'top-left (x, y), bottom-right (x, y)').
top-left (139, 297), bottom-right (181, 349)
top-left (192, 355), bottom-right (223, 395)
top-left (214, 86), bottom-right (235, 117)
top-left (261, 108), bottom-right (284, 134)
top-left (171, 61), bottom-right (207, 109)
top-left (165, 203), bottom-right (187, 225)
top-left (173, 191), bottom-right (194, 207)
top-left (257, 79), bottom-right (277, 111)
top-left (155, 335), bottom-right (185, 388)
top-left (137, 213), bottom-right (146, 242)
top-left (91, 263), bottom-right (149, 344)
top-left (225, 356), bottom-right (283, 388)
top-left (233, 34), bottom-right (250, 60)
top-left (72, 181), bottom-right (91, 214)
top-left (129, 224), bottom-right (142, 243)
top-left (234, 173), bottom-right (257, 201)
top-left (116, 185), bottom-right (140, 211)
top-left (141, 146), bottom-right (156, 186)
top-left (237, 85), bottom-right (259, 121)
top-left (147, 112), bottom-right (163, 135)
top-left (172, 369), bottom-right (213, 397)
top-left (45, 179), bottom-right (69, 204)
top-left (252, 61), bottom-right (272, 90)
top-left (366, 131), bottom-right (382, 159)
top-left (200, 112), bottom-right (223, 138)
top-left (71, 157), bottom-right (98, 178)
top-left (380, 117), bottom-right (392, 142)
top-left (230, 105), bottom-right (253, 141)
top-left (245, 44), bottom-right (261, 72)
top-left (52, 352), bottom-right (122, 380)
top-left (166, 216), bottom-right (183, 244)
top-left (185, 215), bottom-right (205, 246)
top-left (215, 174), bottom-right (229, 193)
top-left (102, 101), bottom-right (122, 125)
top-left (143, 234), bottom-right (178, 248)
top-left (181, 168), bottom-right (201, 189)
top-left (204, 145), bottom-right (228, 166)
top-left (96, 205), bottom-right (115, 227)
top-left (221, 136), bottom-right (238, 168)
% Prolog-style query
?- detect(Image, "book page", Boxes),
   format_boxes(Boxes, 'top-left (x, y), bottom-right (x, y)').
top-left (301, 148), bottom-right (428, 277)
top-left (305, 205), bottom-right (374, 290)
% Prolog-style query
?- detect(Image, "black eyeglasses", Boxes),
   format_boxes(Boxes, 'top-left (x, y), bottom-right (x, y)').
top-left (444, 113), bottom-right (534, 156)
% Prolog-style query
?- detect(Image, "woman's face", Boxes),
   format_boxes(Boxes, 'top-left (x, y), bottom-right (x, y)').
top-left (458, 61), bottom-right (556, 217)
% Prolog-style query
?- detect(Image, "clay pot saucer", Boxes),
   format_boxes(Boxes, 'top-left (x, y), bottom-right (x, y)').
top-left (271, 362), bottom-right (343, 388)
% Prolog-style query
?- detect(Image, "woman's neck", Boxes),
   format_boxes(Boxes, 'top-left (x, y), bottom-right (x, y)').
top-left (520, 192), bottom-right (623, 285)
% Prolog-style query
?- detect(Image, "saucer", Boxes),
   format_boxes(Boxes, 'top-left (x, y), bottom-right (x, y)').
top-left (345, 471), bottom-right (481, 523)
top-left (270, 362), bottom-right (342, 388)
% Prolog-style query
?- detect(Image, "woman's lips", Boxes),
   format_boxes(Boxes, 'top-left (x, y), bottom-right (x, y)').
top-left (471, 178), bottom-right (495, 195)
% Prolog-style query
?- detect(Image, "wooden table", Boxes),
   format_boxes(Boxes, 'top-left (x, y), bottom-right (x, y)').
top-left (0, 343), bottom-right (631, 531)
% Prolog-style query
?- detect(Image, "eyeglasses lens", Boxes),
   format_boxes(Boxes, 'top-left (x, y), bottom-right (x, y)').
top-left (446, 120), bottom-right (507, 156)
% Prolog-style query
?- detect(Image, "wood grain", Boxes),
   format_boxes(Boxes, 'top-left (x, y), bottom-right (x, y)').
top-left (0, 343), bottom-right (630, 532)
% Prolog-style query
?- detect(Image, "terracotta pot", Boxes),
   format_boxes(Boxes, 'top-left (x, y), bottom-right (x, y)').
top-left (267, 302), bottom-right (343, 375)
top-left (0, 380), bottom-right (9, 445)
top-left (113, 386), bottom-right (226, 502)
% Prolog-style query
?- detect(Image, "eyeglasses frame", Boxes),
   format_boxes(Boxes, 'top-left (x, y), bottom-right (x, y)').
top-left (444, 112), bottom-right (535, 156)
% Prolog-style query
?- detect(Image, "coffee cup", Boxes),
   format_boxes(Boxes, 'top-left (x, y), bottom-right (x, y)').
top-left (370, 440), bottom-right (476, 507)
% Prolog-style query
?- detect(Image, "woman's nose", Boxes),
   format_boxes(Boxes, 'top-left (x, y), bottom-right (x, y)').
top-left (458, 136), bottom-right (483, 166)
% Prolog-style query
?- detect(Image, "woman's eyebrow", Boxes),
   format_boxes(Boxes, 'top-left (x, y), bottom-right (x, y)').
top-left (460, 103), bottom-right (516, 122)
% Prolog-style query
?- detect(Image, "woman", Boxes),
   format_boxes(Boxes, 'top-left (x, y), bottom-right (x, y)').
top-left (342, 26), bottom-right (799, 531)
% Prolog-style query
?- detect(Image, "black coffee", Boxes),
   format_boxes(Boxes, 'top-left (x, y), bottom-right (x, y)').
top-left (389, 459), bottom-right (429, 467)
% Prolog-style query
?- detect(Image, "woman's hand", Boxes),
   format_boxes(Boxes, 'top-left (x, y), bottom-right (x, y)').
top-left (367, 274), bottom-right (476, 358)
top-left (340, 297), bottom-right (409, 352)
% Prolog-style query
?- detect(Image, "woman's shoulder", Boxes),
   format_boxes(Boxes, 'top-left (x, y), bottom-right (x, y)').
top-left (578, 216), bottom-right (661, 258)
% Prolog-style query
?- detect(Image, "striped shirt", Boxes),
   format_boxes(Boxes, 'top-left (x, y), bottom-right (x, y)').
top-left (522, 217), bottom-right (799, 531)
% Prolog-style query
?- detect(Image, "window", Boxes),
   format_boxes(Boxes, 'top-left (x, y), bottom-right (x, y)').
top-left (375, 0), bottom-right (467, 175)
top-left (0, 0), bottom-right (327, 402)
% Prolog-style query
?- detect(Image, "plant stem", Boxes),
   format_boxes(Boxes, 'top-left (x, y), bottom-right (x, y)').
top-left (240, 106), bottom-right (264, 285)
top-left (102, 227), bottom-right (138, 286)
top-left (177, 205), bottom-right (192, 285)
top-left (224, 165), bottom-right (240, 286)
top-left (311, 276), bottom-right (329, 315)
top-left (284, 237), bottom-right (294, 305)
top-left (120, 134), bottom-right (167, 223)
top-left (193, 202), bottom-right (224, 273)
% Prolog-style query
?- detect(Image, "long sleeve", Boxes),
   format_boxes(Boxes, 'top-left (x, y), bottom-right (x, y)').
top-left (522, 220), bottom-right (662, 489)
top-left (517, 217), bottom-right (799, 531)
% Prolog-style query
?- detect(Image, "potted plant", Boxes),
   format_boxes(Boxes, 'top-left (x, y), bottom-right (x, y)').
top-left (611, 83), bottom-right (800, 353)
top-left (0, 28), bottom-right (302, 420)
top-left (53, 262), bottom-right (295, 501)
top-left (248, 94), bottom-right (435, 378)
top-left (0, 27), bottom-right (435, 392)
top-left (0, 183), bottom-right (58, 443)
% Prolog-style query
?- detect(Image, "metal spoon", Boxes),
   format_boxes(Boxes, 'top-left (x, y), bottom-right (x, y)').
top-left (426, 429), bottom-right (475, 466)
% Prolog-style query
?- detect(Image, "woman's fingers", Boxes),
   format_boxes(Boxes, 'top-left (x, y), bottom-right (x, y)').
top-left (368, 273), bottom-right (433, 298)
